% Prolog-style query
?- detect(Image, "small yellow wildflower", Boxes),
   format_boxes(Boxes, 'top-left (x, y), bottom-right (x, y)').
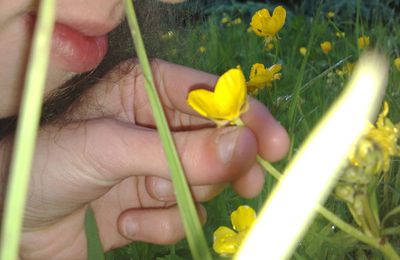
top-left (265, 42), bottom-right (274, 51)
top-left (221, 15), bottom-right (230, 25)
top-left (299, 47), bottom-right (307, 56)
top-left (335, 62), bottom-right (354, 77)
top-left (250, 6), bottom-right (286, 40)
top-left (349, 102), bottom-right (400, 174)
top-left (336, 31), bottom-right (345, 38)
top-left (187, 68), bottom-right (248, 127)
top-left (198, 46), bottom-right (206, 53)
top-left (358, 36), bottom-right (370, 50)
top-left (232, 18), bottom-right (242, 25)
top-left (326, 11), bottom-right (335, 19)
top-left (320, 41), bottom-right (332, 54)
top-left (246, 63), bottom-right (282, 95)
top-left (213, 205), bottom-right (256, 257)
top-left (394, 57), bottom-right (400, 71)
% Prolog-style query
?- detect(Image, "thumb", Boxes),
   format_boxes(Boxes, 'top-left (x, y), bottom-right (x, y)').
top-left (78, 118), bottom-right (258, 185)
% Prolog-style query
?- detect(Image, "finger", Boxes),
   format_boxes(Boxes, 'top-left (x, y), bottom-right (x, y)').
top-left (145, 176), bottom-right (225, 202)
top-left (231, 163), bottom-right (265, 198)
top-left (81, 118), bottom-right (258, 184)
top-left (117, 204), bottom-right (207, 244)
top-left (242, 98), bottom-right (290, 162)
top-left (66, 58), bottom-right (218, 127)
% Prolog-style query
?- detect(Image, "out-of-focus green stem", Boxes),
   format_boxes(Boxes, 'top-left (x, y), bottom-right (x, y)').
top-left (123, 1), bottom-right (211, 260)
top-left (0, 0), bottom-right (55, 259)
top-left (253, 153), bottom-right (399, 259)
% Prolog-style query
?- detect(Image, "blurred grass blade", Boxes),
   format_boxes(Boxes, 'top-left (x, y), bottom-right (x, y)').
top-left (236, 53), bottom-right (388, 260)
top-left (0, 0), bottom-right (55, 259)
top-left (123, 1), bottom-right (211, 259)
top-left (85, 206), bottom-right (105, 260)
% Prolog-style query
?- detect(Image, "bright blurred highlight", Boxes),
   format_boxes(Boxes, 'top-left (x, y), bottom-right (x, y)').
top-left (235, 53), bottom-right (388, 260)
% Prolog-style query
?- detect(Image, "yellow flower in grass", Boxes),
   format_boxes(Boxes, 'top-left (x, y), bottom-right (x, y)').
top-left (198, 46), bottom-right (206, 53)
top-left (320, 41), bottom-right (332, 54)
top-left (335, 62), bottom-right (354, 77)
top-left (349, 102), bottom-right (400, 174)
top-left (232, 18), bottom-right (242, 25)
top-left (326, 11), bottom-right (335, 19)
top-left (187, 68), bottom-right (248, 127)
top-left (213, 205), bottom-right (256, 257)
top-left (221, 15), bottom-right (230, 25)
top-left (358, 36), bottom-right (370, 50)
top-left (394, 57), bottom-right (400, 71)
top-left (299, 46), bottom-right (307, 56)
top-left (250, 6), bottom-right (286, 40)
top-left (246, 63), bottom-right (282, 95)
top-left (265, 42), bottom-right (274, 51)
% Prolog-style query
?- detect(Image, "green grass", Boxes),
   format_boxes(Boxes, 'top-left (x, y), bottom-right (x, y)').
top-left (106, 2), bottom-right (400, 259)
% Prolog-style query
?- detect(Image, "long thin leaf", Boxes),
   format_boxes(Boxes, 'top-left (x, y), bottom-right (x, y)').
top-left (123, 1), bottom-right (212, 259)
top-left (85, 206), bottom-right (105, 260)
top-left (0, 0), bottom-right (55, 259)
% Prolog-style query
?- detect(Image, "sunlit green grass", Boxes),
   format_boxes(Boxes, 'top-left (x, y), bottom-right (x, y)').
top-left (107, 2), bottom-right (400, 259)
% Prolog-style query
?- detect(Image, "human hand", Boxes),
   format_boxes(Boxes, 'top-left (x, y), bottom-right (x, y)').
top-left (10, 59), bottom-right (289, 259)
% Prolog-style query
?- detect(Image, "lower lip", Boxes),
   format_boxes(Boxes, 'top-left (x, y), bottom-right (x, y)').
top-left (51, 22), bottom-right (108, 73)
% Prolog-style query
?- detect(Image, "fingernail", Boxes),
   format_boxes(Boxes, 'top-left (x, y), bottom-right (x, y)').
top-left (153, 178), bottom-right (175, 201)
top-left (217, 127), bottom-right (240, 164)
top-left (123, 217), bottom-right (139, 238)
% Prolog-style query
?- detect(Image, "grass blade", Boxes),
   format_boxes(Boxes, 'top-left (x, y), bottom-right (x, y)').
top-left (123, 1), bottom-right (212, 259)
top-left (85, 206), bottom-right (105, 260)
top-left (0, 0), bottom-right (55, 259)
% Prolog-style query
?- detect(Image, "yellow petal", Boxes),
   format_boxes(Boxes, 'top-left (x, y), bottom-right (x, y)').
top-left (272, 6), bottom-right (286, 31)
top-left (251, 9), bottom-right (270, 37)
top-left (231, 205), bottom-right (256, 232)
top-left (213, 226), bottom-right (240, 256)
top-left (187, 68), bottom-right (247, 124)
top-left (250, 63), bottom-right (266, 79)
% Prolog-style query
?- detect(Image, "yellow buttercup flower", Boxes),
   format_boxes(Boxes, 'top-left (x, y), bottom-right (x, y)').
top-left (349, 102), bottom-right (400, 174)
top-left (246, 63), bottom-right (282, 95)
top-left (198, 46), bottom-right (206, 53)
top-left (213, 205), bottom-right (256, 257)
top-left (232, 18), bottom-right (242, 25)
top-left (335, 62), bottom-right (354, 77)
top-left (320, 41), bottom-right (332, 54)
top-left (265, 42), bottom-right (274, 51)
top-left (221, 15), bottom-right (230, 25)
top-left (326, 11), bottom-right (335, 18)
top-left (187, 68), bottom-right (248, 127)
top-left (250, 6), bottom-right (286, 40)
top-left (394, 57), bottom-right (400, 71)
top-left (299, 47), bottom-right (307, 56)
top-left (358, 36), bottom-right (370, 50)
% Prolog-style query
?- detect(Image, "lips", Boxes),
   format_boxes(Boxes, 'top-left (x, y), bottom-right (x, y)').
top-left (27, 16), bottom-right (109, 73)
top-left (51, 22), bottom-right (108, 72)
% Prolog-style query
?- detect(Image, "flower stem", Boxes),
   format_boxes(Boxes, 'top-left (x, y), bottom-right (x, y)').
top-left (123, 2), bottom-right (211, 260)
top-left (256, 155), bottom-right (400, 259)
top-left (235, 117), bottom-right (398, 258)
